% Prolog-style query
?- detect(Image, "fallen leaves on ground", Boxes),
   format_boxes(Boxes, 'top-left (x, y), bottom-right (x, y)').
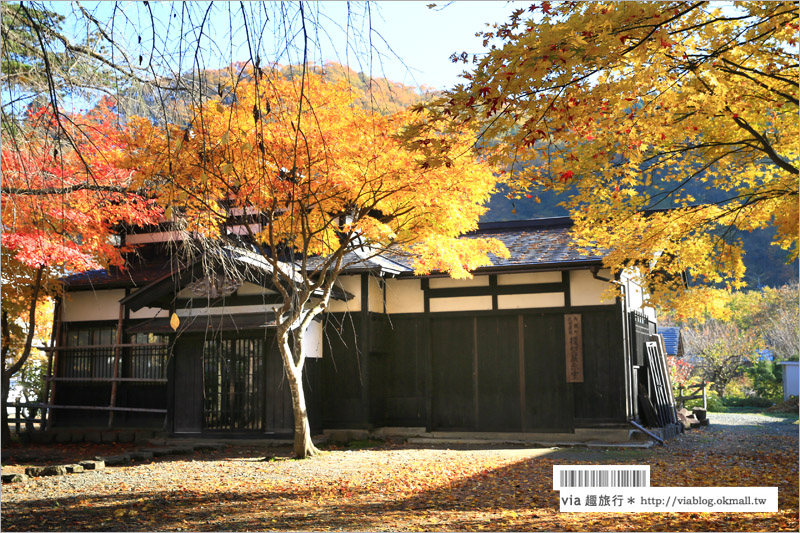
top-left (1, 422), bottom-right (797, 531)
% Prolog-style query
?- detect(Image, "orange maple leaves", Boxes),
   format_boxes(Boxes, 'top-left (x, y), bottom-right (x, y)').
top-left (124, 70), bottom-right (507, 278)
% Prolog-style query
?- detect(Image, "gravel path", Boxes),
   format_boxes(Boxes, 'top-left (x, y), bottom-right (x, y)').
top-left (703, 411), bottom-right (799, 436)
top-left (1, 412), bottom-right (797, 531)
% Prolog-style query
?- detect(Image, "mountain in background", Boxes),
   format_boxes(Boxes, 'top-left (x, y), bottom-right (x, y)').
top-left (481, 187), bottom-right (798, 289)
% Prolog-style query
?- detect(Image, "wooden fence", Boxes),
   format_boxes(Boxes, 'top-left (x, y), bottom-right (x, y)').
top-left (7, 401), bottom-right (46, 434)
top-left (676, 382), bottom-right (708, 410)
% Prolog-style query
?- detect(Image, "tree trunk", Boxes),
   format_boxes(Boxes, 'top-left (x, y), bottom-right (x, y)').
top-left (276, 325), bottom-right (319, 459)
top-left (1, 373), bottom-right (11, 443)
top-left (287, 366), bottom-right (319, 459)
top-left (2, 266), bottom-right (45, 442)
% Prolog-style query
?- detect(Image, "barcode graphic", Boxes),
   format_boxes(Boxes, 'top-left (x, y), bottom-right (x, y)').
top-left (553, 466), bottom-right (650, 490)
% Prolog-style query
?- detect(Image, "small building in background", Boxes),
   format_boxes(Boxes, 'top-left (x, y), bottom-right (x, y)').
top-left (778, 361), bottom-right (799, 402)
top-left (657, 326), bottom-right (684, 358)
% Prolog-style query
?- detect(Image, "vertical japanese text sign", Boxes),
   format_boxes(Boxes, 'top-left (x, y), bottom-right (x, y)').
top-left (564, 314), bottom-right (584, 383)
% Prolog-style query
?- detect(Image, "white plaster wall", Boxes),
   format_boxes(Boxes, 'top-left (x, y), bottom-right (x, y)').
top-left (125, 231), bottom-right (184, 245)
top-left (570, 269), bottom-right (615, 306)
top-left (429, 276), bottom-right (489, 288)
top-left (620, 269), bottom-right (656, 320)
top-left (62, 289), bottom-right (125, 322)
top-left (368, 276), bottom-right (384, 313)
top-left (327, 275), bottom-right (361, 313)
top-left (236, 282), bottom-right (278, 296)
top-left (498, 293), bottom-right (565, 309)
top-left (497, 271), bottom-right (562, 285)
top-left (429, 296), bottom-right (492, 312)
top-left (385, 279), bottom-right (425, 314)
top-left (304, 319), bottom-right (323, 359)
top-left (129, 306), bottom-right (169, 320)
top-left (226, 223), bottom-right (262, 236)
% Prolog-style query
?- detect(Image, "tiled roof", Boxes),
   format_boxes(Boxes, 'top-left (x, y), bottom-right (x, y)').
top-left (469, 218), bottom-right (604, 268)
top-left (63, 217), bottom-right (604, 289)
top-left (659, 326), bottom-right (682, 356)
top-left (62, 261), bottom-right (175, 289)
top-left (384, 217), bottom-right (604, 273)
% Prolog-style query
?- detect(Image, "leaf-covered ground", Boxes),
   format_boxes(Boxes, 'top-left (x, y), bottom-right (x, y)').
top-left (2, 412), bottom-right (797, 531)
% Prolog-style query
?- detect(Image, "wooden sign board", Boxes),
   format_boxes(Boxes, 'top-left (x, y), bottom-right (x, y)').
top-left (564, 314), bottom-right (584, 383)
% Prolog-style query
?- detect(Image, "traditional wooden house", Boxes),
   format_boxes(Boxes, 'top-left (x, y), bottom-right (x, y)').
top-left (658, 326), bottom-right (684, 358)
top-left (44, 216), bottom-right (676, 441)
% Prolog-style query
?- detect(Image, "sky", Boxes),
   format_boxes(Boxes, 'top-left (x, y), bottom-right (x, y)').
top-left (57, 1), bottom-right (520, 92)
top-left (332, 1), bottom-right (518, 89)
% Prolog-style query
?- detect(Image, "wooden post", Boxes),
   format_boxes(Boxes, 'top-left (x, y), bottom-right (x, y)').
top-left (678, 384), bottom-right (684, 409)
top-left (108, 304), bottom-right (125, 427)
top-left (518, 315), bottom-right (526, 433)
top-left (472, 316), bottom-right (479, 430)
top-left (45, 300), bottom-right (63, 431)
top-left (14, 400), bottom-right (21, 435)
top-left (702, 381), bottom-right (707, 410)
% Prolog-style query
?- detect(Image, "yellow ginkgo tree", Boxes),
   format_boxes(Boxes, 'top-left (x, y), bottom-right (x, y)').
top-left (407, 1), bottom-right (798, 317)
top-left (123, 69), bottom-right (506, 458)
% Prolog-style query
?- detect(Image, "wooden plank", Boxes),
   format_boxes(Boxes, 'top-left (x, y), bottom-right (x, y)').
top-left (430, 316), bottom-right (475, 430)
top-left (524, 313), bottom-right (573, 432)
top-left (473, 316), bottom-right (479, 428)
top-left (381, 317), bottom-right (426, 426)
top-left (265, 334), bottom-right (291, 432)
top-left (650, 334), bottom-right (678, 424)
top-left (646, 342), bottom-right (670, 427)
top-left (476, 315), bottom-right (521, 431)
top-left (564, 314), bottom-right (584, 383)
top-left (572, 309), bottom-right (627, 422)
top-left (518, 314), bottom-right (526, 432)
top-left (319, 313), bottom-right (366, 427)
top-left (173, 337), bottom-right (203, 432)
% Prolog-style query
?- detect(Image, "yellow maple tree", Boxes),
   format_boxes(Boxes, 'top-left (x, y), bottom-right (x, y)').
top-left (408, 1), bottom-right (798, 316)
top-left (123, 69), bottom-right (506, 457)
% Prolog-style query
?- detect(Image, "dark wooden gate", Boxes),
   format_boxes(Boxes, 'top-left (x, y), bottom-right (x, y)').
top-left (523, 312), bottom-right (574, 432)
top-left (429, 312), bottom-right (574, 433)
top-left (203, 337), bottom-right (266, 431)
top-left (172, 331), bottom-right (295, 434)
top-left (431, 316), bottom-right (475, 430)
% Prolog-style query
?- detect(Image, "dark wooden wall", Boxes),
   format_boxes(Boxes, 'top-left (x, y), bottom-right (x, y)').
top-left (321, 305), bottom-right (627, 433)
top-left (319, 314), bottom-right (368, 428)
top-left (53, 383), bottom-right (167, 428)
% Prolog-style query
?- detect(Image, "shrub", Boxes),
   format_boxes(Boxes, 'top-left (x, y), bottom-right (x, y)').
top-left (745, 360), bottom-right (783, 402)
top-left (723, 396), bottom-right (775, 408)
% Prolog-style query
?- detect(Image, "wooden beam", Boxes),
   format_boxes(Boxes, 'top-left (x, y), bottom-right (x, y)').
top-left (45, 404), bottom-right (167, 413)
top-left (37, 342), bottom-right (169, 351)
top-left (45, 377), bottom-right (167, 383)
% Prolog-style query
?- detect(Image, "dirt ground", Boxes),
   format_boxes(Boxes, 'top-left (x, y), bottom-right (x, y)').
top-left (1, 412), bottom-right (797, 531)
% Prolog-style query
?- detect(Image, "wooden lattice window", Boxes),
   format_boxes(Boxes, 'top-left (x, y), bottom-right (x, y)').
top-left (129, 333), bottom-right (169, 380)
top-left (62, 326), bottom-right (116, 378)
